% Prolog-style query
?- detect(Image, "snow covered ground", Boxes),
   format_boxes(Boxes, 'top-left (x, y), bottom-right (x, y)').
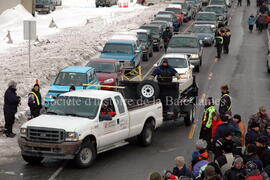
top-left (0, 1), bottom-right (166, 164)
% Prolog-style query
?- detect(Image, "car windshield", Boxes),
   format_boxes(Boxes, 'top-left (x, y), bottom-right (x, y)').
top-left (36, 0), bottom-right (50, 4)
top-left (196, 13), bottom-right (217, 21)
top-left (210, 0), bottom-right (226, 5)
top-left (165, 8), bottom-right (182, 14)
top-left (54, 72), bottom-right (87, 86)
top-left (192, 26), bottom-right (212, 33)
top-left (47, 96), bottom-right (101, 119)
top-left (141, 26), bottom-right (160, 36)
top-left (160, 58), bottom-right (188, 68)
top-left (204, 7), bottom-right (224, 15)
top-left (158, 11), bottom-right (172, 15)
top-left (168, 37), bottom-right (199, 48)
top-left (155, 17), bottom-right (172, 22)
top-left (137, 33), bottom-right (148, 42)
top-left (103, 44), bottom-right (133, 54)
top-left (87, 62), bottom-right (116, 73)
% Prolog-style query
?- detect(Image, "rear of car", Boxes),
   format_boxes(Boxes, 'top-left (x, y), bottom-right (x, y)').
top-left (140, 24), bottom-right (163, 51)
top-left (165, 7), bottom-right (184, 23)
top-left (191, 25), bottom-right (215, 46)
top-left (204, 5), bottom-right (228, 25)
top-left (36, 0), bottom-right (55, 14)
top-left (195, 12), bottom-right (218, 28)
top-left (155, 14), bottom-right (180, 32)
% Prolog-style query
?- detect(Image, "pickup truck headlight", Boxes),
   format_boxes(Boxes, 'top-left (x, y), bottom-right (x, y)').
top-left (20, 128), bottom-right (27, 137)
top-left (191, 54), bottom-right (199, 59)
top-left (104, 78), bottom-right (114, 84)
top-left (204, 37), bottom-right (210, 40)
top-left (153, 39), bottom-right (158, 43)
top-left (65, 132), bottom-right (79, 141)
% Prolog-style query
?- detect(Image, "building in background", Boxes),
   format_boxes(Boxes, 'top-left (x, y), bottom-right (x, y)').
top-left (0, 0), bottom-right (35, 16)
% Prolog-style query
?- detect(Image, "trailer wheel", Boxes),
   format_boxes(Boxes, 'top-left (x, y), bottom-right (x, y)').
top-left (22, 155), bottom-right (44, 164)
top-left (138, 123), bottom-right (154, 146)
top-left (137, 80), bottom-right (160, 100)
top-left (184, 105), bottom-right (195, 126)
top-left (74, 141), bottom-right (96, 168)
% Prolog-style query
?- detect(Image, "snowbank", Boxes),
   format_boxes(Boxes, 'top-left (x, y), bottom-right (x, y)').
top-left (62, 0), bottom-right (96, 8)
top-left (0, 3), bottom-right (166, 164)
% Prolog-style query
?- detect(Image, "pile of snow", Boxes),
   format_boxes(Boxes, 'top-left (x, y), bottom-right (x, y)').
top-left (62, 0), bottom-right (96, 8)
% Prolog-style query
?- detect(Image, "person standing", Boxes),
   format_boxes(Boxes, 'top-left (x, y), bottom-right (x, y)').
top-left (223, 28), bottom-right (231, 54)
top-left (199, 97), bottom-right (216, 148)
top-left (172, 156), bottom-right (194, 179)
top-left (4, 81), bottom-right (21, 137)
top-left (215, 31), bottom-right (224, 60)
top-left (245, 122), bottom-right (260, 146)
top-left (219, 85), bottom-right (232, 118)
top-left (28, 84), bottom-right (42, 118)
top-left (162, 27), bottom-right (173, 53)
top-left (248, 14), bottom-right (256, 32)
top-left (247, 0), bottom-right (250, 6)
top-left (248, 106), bottom-right (270, 132)
top-left (233, 114), bottom-right (246, 146)
top-left (224, 156), bottom-right (246, 180)
top-left (237, 0), bottom-right (242, 6)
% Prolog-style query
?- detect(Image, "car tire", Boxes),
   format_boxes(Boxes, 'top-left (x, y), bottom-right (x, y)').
top-left (195, 65), bottom-right (200, 72)
top-left (137, 122), bottom-right (154, 146)
top-left (22, 155), bottom-right (44, 164)
top-left (137, 80), bottom-right (160, 100)
top-left (184, 105), bottom-right (195, 126)
top-left (149, 50), bottom-right (153, 57)
top-left (143, 53), bottom-right (149, 61)
top-left (74, 141), bottom-right (97, 169)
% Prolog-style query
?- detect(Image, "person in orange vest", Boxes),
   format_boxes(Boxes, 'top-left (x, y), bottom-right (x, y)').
top-left (28, 84), bottom-right (42, 118)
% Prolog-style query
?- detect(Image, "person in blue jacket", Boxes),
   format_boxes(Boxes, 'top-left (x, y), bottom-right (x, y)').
top-left (248, 14), bottom-right (257, 32)
top-left (150, 60), bottom-right (181, 82)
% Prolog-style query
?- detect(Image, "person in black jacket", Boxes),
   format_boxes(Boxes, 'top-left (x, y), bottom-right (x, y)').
top-left (219, 85), bottom-right (231, 117)
top-left (245, 122), bottom-right (260, 146)
top-left (256, 136), bottom-right (270, 167)
top-left (244, 144), bottom-right (260, 164)
top-left (4, 81), bottom-right (21, 137)
top-left (224, 156), bottom-right (246, 180)
top-left (28, 84), bottom-right (42, 118)
top-left (223, 28), bottom-right (231, 54)
top-left (172, 156), bottom-right (194, 179)
top-left (162, 27), bottom-right (173, 53)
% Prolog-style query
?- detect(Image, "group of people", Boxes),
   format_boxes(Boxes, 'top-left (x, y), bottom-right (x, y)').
top-left (215, 25), bottom-right (231, 60)
top-left (3, 81), bottom-right (76, 138)
top-left (147, 85), bottom-right (270, 180)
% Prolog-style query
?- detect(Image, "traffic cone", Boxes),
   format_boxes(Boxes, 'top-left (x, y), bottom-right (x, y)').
top-left (6, 30), bottom-right (13, 44)
top-left (49, 18), bottom-right (58, 28)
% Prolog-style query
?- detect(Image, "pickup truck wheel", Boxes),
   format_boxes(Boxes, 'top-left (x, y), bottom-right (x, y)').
top-left (137, 80), bottom-right (160, 100)
top-left (149, 50), bottom-right (153, 57)
top-left (22, 155), bottom-right (44, 164)
top-left (184, 105), bottom-right (195, 126)
top-left (74, 142), bottom-right (96, 168)
top-left (138, 123), bottom-right (154, 146)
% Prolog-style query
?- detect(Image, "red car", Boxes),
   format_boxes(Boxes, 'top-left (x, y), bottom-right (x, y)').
top-left (165, 6), bottom-right (184, 24)
top-left (86, 58), bottom-right (125, 90)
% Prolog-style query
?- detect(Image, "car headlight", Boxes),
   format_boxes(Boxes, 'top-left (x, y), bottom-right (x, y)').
top-left (210, 24), bottom-right (215, 28)
top-left (103, 78), bottom-right (114, 84)
top-left (65, 132), bottom-right (79, 141)
top-left (191, 54), bottom-right (199, 59)
top-left (153, 39), bottom-right (158, 42)
top-left (47, 94), bottom-right (56, 99)
top-left (204, 37), bottom-right (210, 40)
top-left (20, 128), bottom-right (27, 137)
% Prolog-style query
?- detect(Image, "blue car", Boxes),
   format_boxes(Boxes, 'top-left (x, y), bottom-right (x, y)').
top-left (45, 66), bottom-right (100, 108)
top-left (100, 39), bottom-right (142, 71)
top-left (191, 24), bottom-right (215, 46)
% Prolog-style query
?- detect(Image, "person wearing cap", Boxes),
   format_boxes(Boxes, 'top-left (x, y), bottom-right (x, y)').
top-left (162, 27), bottom-right (173, 53)
top-left (3, 81), bottom-right (21, 137)
top-left (215, 30), bottom-right (224, 60)
top-left (255, 136), bottom-right (270, 167)
top-left (224, 156), bottom-right (245, 180)
top-left (199, 97), bottom-right (216, 149)
top-left (219, 85), bottom-right (231, 117)
top-left (245, 122), bottom-right (260, 146)
top-left (245, 161), bottom-right (264, 180)
top-left (248, 106), bottom-right (269, 132)
top-left (172, 156), bottom-right (194, 179)
top-left (233, 114), bottom-right (246, 146)
top-left (243, 144), bottom-right (260, 164)
top-left (28, 84), bottom-right (42, 118)
top-left (149, 60), bottom-right (181, 82)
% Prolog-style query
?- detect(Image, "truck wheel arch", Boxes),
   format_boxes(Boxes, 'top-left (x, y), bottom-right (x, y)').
top-left (82, 135), bottom-right (97, 151)
top-left (145, 117), bottom-right (156, 129)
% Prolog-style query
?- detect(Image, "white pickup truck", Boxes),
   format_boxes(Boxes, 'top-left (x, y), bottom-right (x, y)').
top-left (18, 90), bottom-right (163, 168)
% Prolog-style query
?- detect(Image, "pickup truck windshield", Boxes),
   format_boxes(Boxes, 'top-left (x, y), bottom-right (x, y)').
top-left (196, 13), bottom-right (217, 21)
top-left (103, 44), bottom-right (133, 54)
top-left (160, 58), bottom-right (188, 68)
top-left (165, 8), bottom-right (182, 14)
top-left (54, 72), bottom-right (87, 86)
top-left (87, 62), bottom-right (116, 73)
top-left (204, 7), bottom-right (224, 15)
top-left (137, 33), bottom-right (148, 42)
top-left (47, 96), bottom-right (101, 119)
top-left (192, 26), bottom-right (212, 33)
top-left (141, 26), bottom-right (160, 36)
top-left (169, 37), bottom-right (198, 48)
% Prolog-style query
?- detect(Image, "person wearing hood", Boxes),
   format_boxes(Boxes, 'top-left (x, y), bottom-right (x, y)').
top-left (248, 14), bottom-right (256, 32)
top-left (245, 122), bottom-right (261, 146)
top-left (224, 156), bottom-right (246, 180)
top-left (244, 144), bottom-right (260, 164)
top-left (248, 106), bottom-right (270, 132)
top-left (219, 85), bottom-right (231, 117)
top-left (199, 97), bottom-right (216, 149)
top-left (255, 136), bottom-right (270, 167)
top-left (149, 60), bottom-right (181, 82)
top-left (28, 84), bottom-right (42, 118)
top-left (245, 161), bottom-right (263, 180)
top-left (4, 81), bottom-right (21, 138)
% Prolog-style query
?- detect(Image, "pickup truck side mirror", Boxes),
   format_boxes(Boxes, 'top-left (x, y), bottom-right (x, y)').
top-left (100, 114), bottom-right (112, 121)
top-left (190, 64), bottom-right (195, 69)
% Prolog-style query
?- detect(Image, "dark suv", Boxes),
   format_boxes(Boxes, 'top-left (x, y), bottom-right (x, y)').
top-left (96, 0), bottom-right (118, 7)
top-left (140, 24), bottom-right (163, 51)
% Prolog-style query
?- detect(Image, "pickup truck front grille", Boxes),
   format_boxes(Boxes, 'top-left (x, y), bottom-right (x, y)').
top-left (27, 127), bottom-right (65, 143)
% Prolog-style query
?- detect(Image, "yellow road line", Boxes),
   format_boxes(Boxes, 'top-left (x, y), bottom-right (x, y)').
top-left (188, 123), bottom-right (197, 139)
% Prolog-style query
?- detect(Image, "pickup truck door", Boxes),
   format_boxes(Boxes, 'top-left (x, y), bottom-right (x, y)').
top-left (113, 95), bottom-right (129, 139)
top-left (98, 98), bottom-right (120, 147)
